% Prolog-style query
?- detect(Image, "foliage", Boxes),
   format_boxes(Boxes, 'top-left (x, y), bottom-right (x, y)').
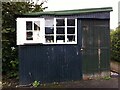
top-left (110, 26), bottom-right (120, 62)
top-left (32, 80), bottom-right (40, 87)
top-left (2, 1), bottom-right (47, 78)
top-left (103, 76), bottom-right (111, 80)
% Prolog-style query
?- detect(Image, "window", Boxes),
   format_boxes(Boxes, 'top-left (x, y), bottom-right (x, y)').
top-left (67, 19), bottom-right (76, 42)
top-left (17, 18), bottom-right (77, 45)
top-left (45, 18), bottom-right (54, 43)
top-left (26, 21), bottom-right (41, 41)
top-left (44, 18), bottom-right (77, 44)
top-left (25, 19), bottom-right (44, 44)
top-left (56, 19), bottom-right (65, 26)
top-left (33, 21), bottom-right (41, 42)
top-left (34, 21), bottom-right (40, 30)
top-left (26, 21), bottom-right (33, 40)
top-left (56, 18), bottom-right (65, 43)
top-left (67, 19), bottom-right (75, 26)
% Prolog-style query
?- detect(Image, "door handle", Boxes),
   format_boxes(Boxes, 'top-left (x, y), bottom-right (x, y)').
top-left (81, 48), bottom-right (84, 51)
top-left (80, 47), bottom-right (85, 51)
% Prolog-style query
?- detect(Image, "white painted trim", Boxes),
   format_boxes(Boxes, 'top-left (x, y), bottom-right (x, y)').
top-left (17, 18), bottom-right (45, 45)
top-left (65, 18), bottom-right (67, 43)
top-left (54, 18), bottom-right (56, 43)
top-left (17, 17), bottom-right (77, 45)
top-left (17, 18), bottom-right (26, 45)
top-left (75, 19), bottom-right (77, 44)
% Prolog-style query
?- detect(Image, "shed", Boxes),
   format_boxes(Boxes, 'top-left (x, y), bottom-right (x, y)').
top-left (16, 7), bottom-right (113, 85)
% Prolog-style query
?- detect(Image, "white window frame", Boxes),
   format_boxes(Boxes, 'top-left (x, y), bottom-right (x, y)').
top-left (66, 18), bottom-right (77, 44)
top-left (43, 18), bottom-right (77, 44)
top-left (17, 18), bottom-right (45, 45)
top-left (17, 17), bottom-right (77, 45)
top-left (44, 18), bottom-right (55, 44)
top-left (25, 18), bottom-right (45, 44)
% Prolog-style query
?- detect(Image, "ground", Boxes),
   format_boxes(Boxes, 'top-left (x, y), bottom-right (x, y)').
top-left (2, 76), bottom-right (119, 88)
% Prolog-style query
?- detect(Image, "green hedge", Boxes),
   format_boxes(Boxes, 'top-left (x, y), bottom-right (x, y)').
top-left (110, 26), bottom-right (120, 62)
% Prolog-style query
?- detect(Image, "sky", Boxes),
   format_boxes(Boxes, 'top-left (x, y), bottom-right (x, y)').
top-left (118, 1), bottom-right (120, 25)
top-left (38, 0), bottom-right (120, 29)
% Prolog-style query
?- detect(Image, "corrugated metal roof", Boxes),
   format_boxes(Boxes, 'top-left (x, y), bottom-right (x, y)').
top-left (23, 7), bottom-right (112, 16)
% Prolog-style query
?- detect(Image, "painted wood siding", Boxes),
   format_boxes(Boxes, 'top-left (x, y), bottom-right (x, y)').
top-left (19, 45), bottom-right (82, 84)
top-left (19, 20), bottom-right (82, 85)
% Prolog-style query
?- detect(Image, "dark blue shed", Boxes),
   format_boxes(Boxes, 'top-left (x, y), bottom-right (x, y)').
top-left (16, 7), bottom-right (113, 85)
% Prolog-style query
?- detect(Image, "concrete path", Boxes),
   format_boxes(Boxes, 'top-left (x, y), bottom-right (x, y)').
top-left (60, 77), bottom-right (119, 88)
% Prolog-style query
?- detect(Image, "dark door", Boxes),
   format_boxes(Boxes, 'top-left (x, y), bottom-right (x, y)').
top-left (81, 19), bottom-right (110, 74)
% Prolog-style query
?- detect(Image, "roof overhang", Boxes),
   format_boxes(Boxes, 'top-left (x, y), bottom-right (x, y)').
top-left (16, 7), bottom-right (113, 17)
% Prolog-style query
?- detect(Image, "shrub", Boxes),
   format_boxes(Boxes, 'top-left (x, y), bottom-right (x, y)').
top-left (32, 80), bottom-right (40, 87)
top-left (110, 26), bottom-right (120, 62)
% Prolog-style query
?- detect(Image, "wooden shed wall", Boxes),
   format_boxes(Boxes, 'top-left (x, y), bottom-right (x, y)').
top-left (18, 12), bottom-right (110, 85)
top-left (19, 20), bottom-right (82, 85)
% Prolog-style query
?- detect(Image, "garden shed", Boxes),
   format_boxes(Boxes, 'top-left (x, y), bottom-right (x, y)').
top-left (16, 7), bottom-right (113, 85)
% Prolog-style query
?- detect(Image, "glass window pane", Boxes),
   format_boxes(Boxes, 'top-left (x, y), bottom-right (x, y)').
top-left (67, 35), bottom-right (75, 42)
top-left (45, 19), bottom-right (54, 26)
top-left (34, 21), bottom-right (40, 30)
top-left (56, 35), bottom-right (65, 43)
top-left (45, 27), bottom-right (54, 34)
top-left (45, 36), bottom-right (54, 43)
top-left (56, 27), bottom-right (65, 34)
top-left (67, 19), bottom-right (75, 26)
top-left (56, 19), bottom-right (65, 26)
top-left (26, 21), bottom-right (32, 30)
top-left (67, 27), bottom-right (75, 34)
top-left (26, 32), bottom-right (33, 40)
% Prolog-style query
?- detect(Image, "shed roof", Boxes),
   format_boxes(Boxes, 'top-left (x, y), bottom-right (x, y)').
top-left (22, 7), bottom-right (112, 16)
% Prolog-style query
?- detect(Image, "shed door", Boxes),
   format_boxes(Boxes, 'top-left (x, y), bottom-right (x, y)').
top-left (81, 19), bottom-right (110, 74)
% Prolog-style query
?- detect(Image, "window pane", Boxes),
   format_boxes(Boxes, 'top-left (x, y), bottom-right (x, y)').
top-left (56, 27), bottom-right (65, 34)
top-left (34, 21), bottom-right (40, 30)
top-left (56, 19), bottom-right (65, 26)
top-left (56, 35), bottom-right (65, 43)
top-left (67, 35), bottom-right (75, 42)
top-left (45, 36), bottom-right (54, 43)
top-left (26, 32), bottom-right (33, 40)
top-left (45, 27), bottom-right (54, 34)
top-left (67, 27), bottom-right (75, 34)
top-left (26, 21), bottom-right (32, 30)
top-left (45, 19), bottom-right (54, 26)
top-left (67, 19), bottom-right (75, 26)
